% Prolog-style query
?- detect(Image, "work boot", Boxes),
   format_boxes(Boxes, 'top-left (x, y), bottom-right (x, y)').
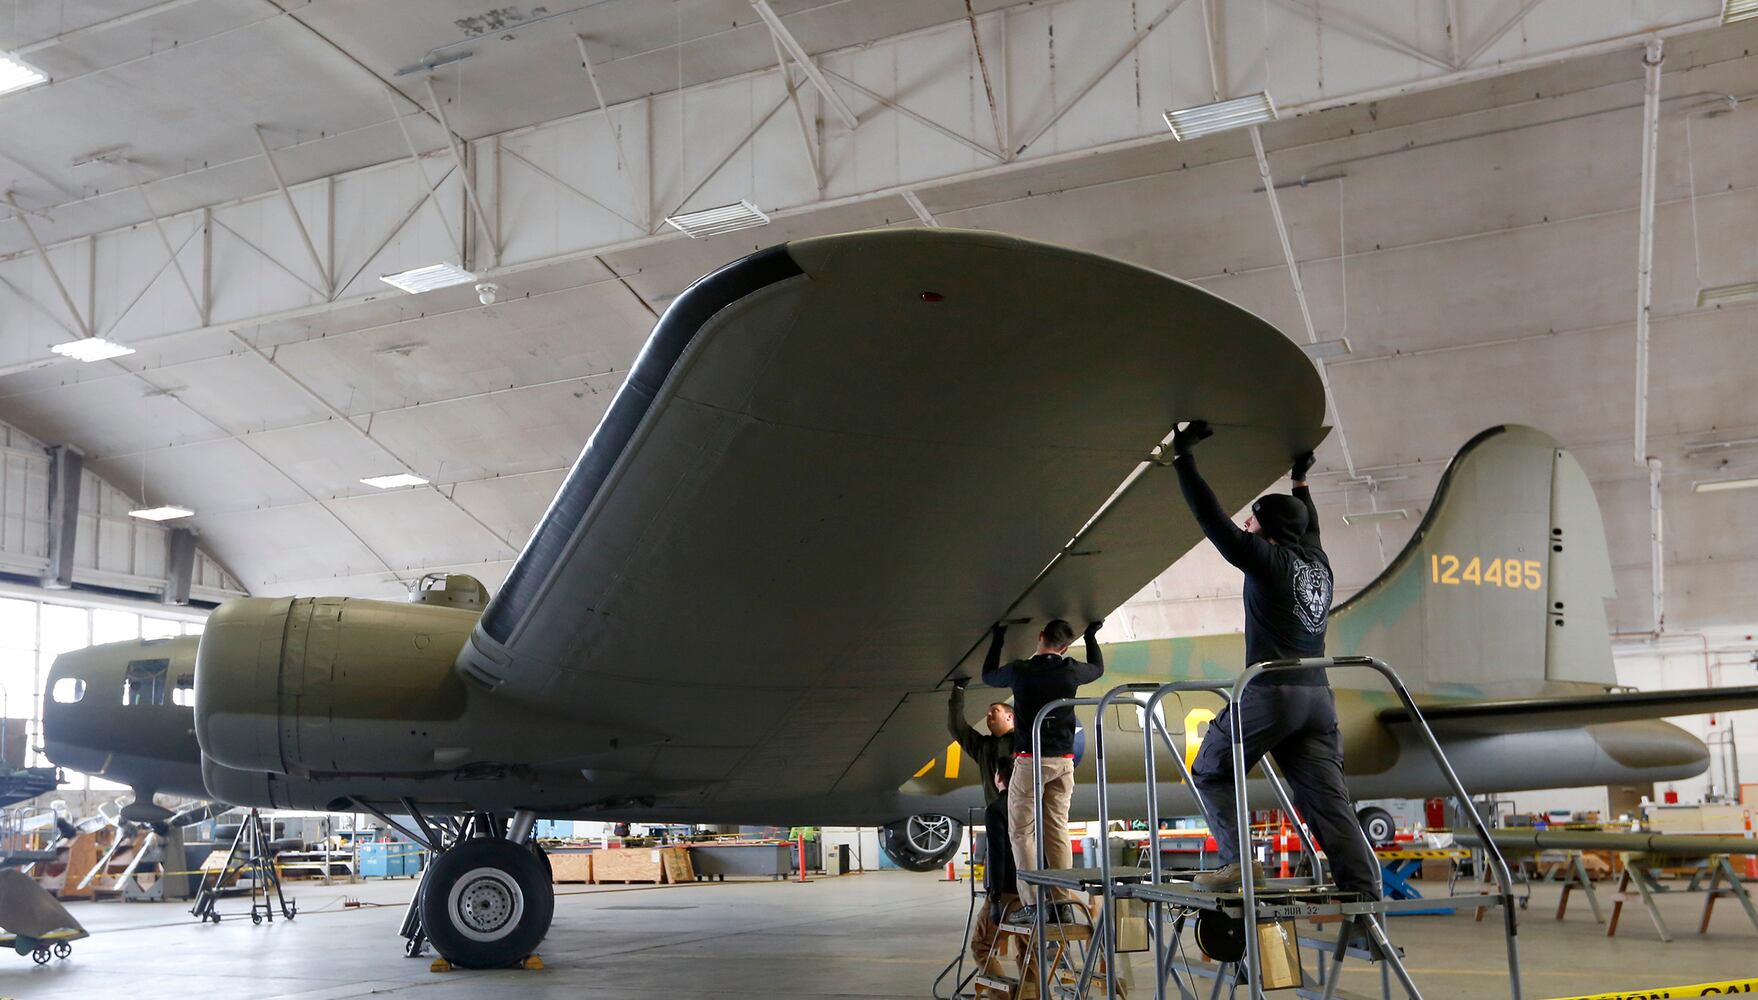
top-left (1191, 860), bottom-right (1267, 891)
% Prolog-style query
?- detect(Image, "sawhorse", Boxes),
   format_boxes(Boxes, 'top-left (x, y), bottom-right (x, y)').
top-left (1697, 855), bottom-right (1758, 937)
top-left (1607, 855), bottom-right (1672, 942)
top-left (1550, 852), bottom-right (1603, 924)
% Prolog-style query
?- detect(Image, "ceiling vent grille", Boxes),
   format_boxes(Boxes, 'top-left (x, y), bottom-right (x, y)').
top-left (664, 200), bottom-right (771, 239)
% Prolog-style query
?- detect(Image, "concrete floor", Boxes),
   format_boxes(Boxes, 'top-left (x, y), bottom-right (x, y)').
top-left (2, 871), bottom-right (1755, 999)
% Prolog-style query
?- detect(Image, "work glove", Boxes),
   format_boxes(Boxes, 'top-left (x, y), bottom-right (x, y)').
top-left (1171, 420), bottom-right (1213, 457)
top-left (1084, 620), bottom-right (1104, 637)
top-left (953, 677), bottom-right (970, 690)
top-left (1291, 450), bottom-right (1316, 481)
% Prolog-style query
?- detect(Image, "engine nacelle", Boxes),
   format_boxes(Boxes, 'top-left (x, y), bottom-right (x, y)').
top-left (196, 596), bottom-right (477, 775)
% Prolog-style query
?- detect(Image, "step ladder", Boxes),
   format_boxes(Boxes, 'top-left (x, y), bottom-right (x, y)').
top-left (1009, 656), bottom-right (1523, 1000)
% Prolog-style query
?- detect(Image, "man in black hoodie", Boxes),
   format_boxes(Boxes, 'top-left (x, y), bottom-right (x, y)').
top-left (1169, 421), bottom-right (1380, 899)
top-left (982, 618), bottom-right (1104, 920)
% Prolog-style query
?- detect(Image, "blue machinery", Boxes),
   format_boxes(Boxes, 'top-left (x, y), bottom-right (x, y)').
top-left (1012, 656), bottom-right (1523, 1000)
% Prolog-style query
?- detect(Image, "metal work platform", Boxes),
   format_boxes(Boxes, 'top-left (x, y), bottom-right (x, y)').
top-left (1005, 656), bottom-right (1523, 1000)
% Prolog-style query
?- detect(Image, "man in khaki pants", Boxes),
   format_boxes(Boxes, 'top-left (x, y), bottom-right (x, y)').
top-left (981, 618), bottom-right (1104, 924)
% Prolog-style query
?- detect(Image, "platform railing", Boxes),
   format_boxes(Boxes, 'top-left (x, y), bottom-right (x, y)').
top-left (1223, 656), bottom-right (1522, 1000)
top-left (1025, 682), bottom-right (1327, 1000)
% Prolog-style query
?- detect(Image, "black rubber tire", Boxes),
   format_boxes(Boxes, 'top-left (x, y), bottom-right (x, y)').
top-left (420, 837), bottom-right (554, 969)
top-left (1195, 911), bottom-right (1246, 963)
top-left (53, 941), bottom-right (71, 960)
top-left (530, 842), bottom-right (552, 883)
top-left (878, 815), bottom-right (963, 872)
top-left (1357, 806), bottom-right (1397, 848)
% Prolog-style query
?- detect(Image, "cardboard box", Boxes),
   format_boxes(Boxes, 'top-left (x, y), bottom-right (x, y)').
top-left (1256, 920), bottom-right (1303, 990)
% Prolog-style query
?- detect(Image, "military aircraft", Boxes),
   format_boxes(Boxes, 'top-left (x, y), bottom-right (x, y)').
top-left (40, 230), bottom-right (1758, 970)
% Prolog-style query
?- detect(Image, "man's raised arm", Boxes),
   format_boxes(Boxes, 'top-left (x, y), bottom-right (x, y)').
top-left (1291, 450), bottom-right (1321, 548)
top-left (1170, 422), bottom-right (1273, 573)
top-left (979, 624), bottom-right (1013, 688)
top-left (1074, 620), bottom-right (1106, 684)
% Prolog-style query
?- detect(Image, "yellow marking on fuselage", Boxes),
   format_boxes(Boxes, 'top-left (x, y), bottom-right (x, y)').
top-left (913, 758), bottom-right (936, 779)
top-left (945, 741), bottom-right (962, 779)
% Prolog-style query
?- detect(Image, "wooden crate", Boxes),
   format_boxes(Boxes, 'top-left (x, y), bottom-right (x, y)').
top-left (549, 852), bottom-right (593, 884)
top-left (591, 847), bottom-right (666, 884)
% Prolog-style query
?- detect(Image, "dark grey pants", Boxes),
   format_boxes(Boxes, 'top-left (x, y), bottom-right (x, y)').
top-left (1190, 683), bottom-right (1382, 898)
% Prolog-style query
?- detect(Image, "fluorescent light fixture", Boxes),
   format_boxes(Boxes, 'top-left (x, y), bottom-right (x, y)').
top-left (664, 200), bottom-right (771, 239)
top-left (0, 55), bottom-right (46, 97)
top-left (1696, 280), bottom-right (1758, 307)
top-left (128, 505), bottom-right (194, 522)
top-left (1299, 338), bottom-right (1353, 362)
top-left (360, 473), bottom-right (430, 489)
top-left (380, 262), bottom-right (476, 294)
top-left (50, 338), bottom-right (135, 363)
top-left (1693, 476), bottom-right (1758, 493)
top-left (1164, 92), bottom-right (1278, 141)
top-left (1342, 509), bottom-right (1410, 525)
top-left (1724, 0), bottom-right (1758, 24)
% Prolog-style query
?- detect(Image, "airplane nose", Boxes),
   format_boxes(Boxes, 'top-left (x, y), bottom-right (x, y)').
top-left (1591, 720), bottom-right (1709, 779)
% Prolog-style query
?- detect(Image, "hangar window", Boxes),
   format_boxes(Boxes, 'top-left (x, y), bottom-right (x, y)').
top-left (50, 677), bottom-right (85, 704)
top-left (123, 658), bottom-right (170, 706)
top-left (172, 675), bottom-right (195, 708)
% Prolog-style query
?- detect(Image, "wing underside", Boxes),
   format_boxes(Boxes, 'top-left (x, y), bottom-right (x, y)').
top-left (460, 230), bottom-right (1327, 809)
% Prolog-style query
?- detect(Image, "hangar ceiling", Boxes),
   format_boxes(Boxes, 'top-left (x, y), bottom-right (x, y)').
top-left (0, 0), bottom-right (1753, 636)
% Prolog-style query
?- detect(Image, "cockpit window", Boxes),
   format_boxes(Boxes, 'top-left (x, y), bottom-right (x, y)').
top-left (50, 677), bottom-right (85, 704)
top-left (172, 674), bottom-right (195, 708)
top-left (123, 658), bottom-right (170, 706)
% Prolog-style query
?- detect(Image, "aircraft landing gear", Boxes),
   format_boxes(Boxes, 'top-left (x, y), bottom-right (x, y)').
top-left (878, 814), bottom-right (963, 872)
top-left (366, 803), bottom-right (554, 970)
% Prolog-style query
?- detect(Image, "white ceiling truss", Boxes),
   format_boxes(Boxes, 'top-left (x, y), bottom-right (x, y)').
top-left (0, 0), bottom-right (1752, 623)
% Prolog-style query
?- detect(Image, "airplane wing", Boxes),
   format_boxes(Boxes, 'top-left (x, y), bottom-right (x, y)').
top-left (1379, 685), bottom-right (1758, 736)
top-left (457, 229), bottom-right (1326, 811)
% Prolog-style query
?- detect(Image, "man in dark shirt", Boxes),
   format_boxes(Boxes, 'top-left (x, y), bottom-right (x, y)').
top-left (982, 618), bottom-right (1104, 919)
top-left (947, 682), bottom-right (1017, 968)
top-left (1170, 421), bottom-right (1380, 899)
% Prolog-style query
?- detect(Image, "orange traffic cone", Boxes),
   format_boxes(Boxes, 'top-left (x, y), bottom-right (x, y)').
top-left (1744, 811), bottom-right (1756, 880)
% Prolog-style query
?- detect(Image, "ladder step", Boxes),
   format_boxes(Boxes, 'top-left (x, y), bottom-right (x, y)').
top-left (998, 922), bottom-right (1092, 941)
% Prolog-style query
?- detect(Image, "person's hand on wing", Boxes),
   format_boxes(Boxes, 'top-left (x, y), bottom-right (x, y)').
top-left (1084, 620), bottom-right (1104, 637)
top-left (953, 677), bottom-right (970, 689)
top-left (1171, 420), bottom-right (1213, 457)
top-left (1291, 450), bottom-right (1316, 482)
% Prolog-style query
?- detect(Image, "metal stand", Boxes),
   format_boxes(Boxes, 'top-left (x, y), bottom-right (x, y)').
top-left (190, 809), bottom-right (297, 925)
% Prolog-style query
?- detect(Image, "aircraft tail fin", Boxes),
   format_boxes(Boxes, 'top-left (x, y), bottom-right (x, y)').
top-left (1328, 425), bottom-right (1617, 694)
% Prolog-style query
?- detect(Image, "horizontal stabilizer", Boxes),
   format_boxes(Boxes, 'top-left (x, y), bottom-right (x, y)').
top-left (1379, 685), bottom-right (1758, 736)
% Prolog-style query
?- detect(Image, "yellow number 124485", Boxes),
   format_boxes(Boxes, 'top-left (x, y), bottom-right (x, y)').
top-left (1431, 554), bottom-right (1543, 590)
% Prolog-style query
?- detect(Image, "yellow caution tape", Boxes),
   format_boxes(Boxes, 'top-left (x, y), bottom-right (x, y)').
top-left (1372, 848), bottom-right (1471, 860)
top-left (1543, 978), bottom-right (1758, 1000)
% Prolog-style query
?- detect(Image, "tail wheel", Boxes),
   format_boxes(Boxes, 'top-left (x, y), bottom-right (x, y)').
top-left (1357, 806), bottom-right (1397, 848)
top-left (878, 814), bottom-right (963, 871)
top-left (420, 837), bottom-right (555, 969)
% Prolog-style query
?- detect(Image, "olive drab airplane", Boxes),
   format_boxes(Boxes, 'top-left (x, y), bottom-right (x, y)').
top-left (40, 231), bottom-right (1758, 971)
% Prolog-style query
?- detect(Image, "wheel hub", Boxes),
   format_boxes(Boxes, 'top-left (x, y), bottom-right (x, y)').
top-left (448, 867), bottom-right (525, 942)
top-left (906, 815), bottom-right (953, 854)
